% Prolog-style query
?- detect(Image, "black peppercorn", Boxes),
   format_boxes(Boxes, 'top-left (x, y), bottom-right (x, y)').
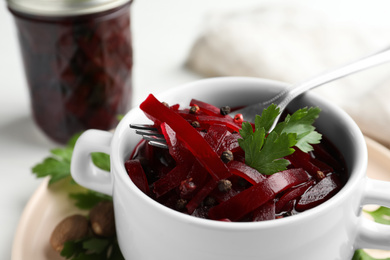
top-left (191, 121), bottom-right (201, 128)
top-left (220, 106), bottom-right (231, 116)
top-left (203, 196), bottom-right (217, 207)
top-left (175, 199), bottom-right (188, 211)
top-left (220, 150), bottom-right (233, 163)
top-left (189, 105), bottom-right (200, 114)
top-left (218, 179), bottom-right (232, 192)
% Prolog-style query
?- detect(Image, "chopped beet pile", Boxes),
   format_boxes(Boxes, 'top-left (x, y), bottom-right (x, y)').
top-left (124, 94), bottom-right (347, 222)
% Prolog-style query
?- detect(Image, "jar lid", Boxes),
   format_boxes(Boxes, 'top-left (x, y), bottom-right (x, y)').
top-left (7, 0), bottom-right (131, 17)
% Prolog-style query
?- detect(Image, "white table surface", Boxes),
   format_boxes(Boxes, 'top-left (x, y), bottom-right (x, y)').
top-left (0, 0), bottom-right (264, 259)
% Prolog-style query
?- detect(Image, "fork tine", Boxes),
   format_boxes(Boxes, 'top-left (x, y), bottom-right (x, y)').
top-left (142, 135), bottom-right (166, 142)
top-left (129, 124), bottom-right (157, 130)
top-left (148, 141), bottom-right (169, 149)
top-left (135, 129), bottom-right (164, 137)
top-left (130, 123), bottom-right (169, 149)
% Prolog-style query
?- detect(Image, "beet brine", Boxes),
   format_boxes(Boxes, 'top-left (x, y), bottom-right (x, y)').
top-left (125, 94), bottom-right (347, 222)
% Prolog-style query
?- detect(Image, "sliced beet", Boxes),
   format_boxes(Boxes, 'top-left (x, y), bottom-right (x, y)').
top-left (203, 124), bottom-right (231, 155)
top-left (252, 200), bottom-right (276, 221)
top-left (186, 178), bottom-right (217, 214)
top-left (125, 159), bottom-right (150, 195)
top-left (310, 158), bottom-right (333, 174)
top-left (286, 147), bottom-right (321, 178)
top-left (227, 161), bottom-right (266, 185)
top-left (295, 174), bottom-right (342, 211)
top-left (196, 115), bottom-right (241, 132)
top-left (190, 99), bottom-right (222, 116)
top-left (161, 122), bottom-right (193, 164)
top-left (153, 164), bottom-right (191, 198)
top-left (140, 94), bottom-right (231, 181)
top-left (275, 180), bottom-right (315, 213)
top-left (208, 168), bottom-right (309, 221)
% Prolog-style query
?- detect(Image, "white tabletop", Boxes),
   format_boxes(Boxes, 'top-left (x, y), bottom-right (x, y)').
top-left (0, 0), bottom-right (263, 258)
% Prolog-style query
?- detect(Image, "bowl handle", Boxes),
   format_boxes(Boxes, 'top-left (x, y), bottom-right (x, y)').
top-left (355, 178), bottom-right (390, 250)
top-left (71, 129), bottom-right (113, 196)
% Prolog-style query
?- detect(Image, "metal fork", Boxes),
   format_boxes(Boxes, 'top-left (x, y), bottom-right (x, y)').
top-left (129, 124), bottom-right (169, 149)
top-left (228, 45), bottom-right (390, 128)
top-left (132, 45), bottom-right (390, 149)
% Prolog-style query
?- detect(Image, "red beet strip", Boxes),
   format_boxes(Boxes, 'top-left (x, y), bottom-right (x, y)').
top-left (252, 200), bottom-right (276, 222)
top-left (186, 177), bottom-right (218, 214)
top-left (275, 180), bottom-right (315, 213)
top-left (295, 174), bottom-right (341, 212)
top-left (125, 159), bottom-right (150, 195)
top-left (160, 122), bottom-right (193, 164)
top-left (286, 148), bottom-right (321, 178)
top-left (153, 164), bottom-right (191, 198)
top-left (227, 161), bottom-right (266, 185)
top-left (190, 98), bottom-right (222, 116)
top-left (140, 94), bottom-right (231, 181)
top-left (208, 168), bottom-right (309, 221)
top-left (196, 115), bottom-right (241, 132)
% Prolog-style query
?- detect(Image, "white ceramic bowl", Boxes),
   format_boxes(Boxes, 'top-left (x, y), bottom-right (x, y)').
top-left (71, 77), bottom-right (390, 260)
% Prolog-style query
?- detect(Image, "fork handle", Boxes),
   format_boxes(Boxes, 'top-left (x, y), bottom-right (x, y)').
top-left (276, 45), bottom-right (390, 112)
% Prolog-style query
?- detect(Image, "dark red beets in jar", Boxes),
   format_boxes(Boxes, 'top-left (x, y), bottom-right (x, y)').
top-left (8, 0), bottom-right (133, 143)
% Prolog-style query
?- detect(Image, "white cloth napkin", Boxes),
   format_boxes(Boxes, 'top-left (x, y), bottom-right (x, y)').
top-left (186, 1), bottom-right (390, 147)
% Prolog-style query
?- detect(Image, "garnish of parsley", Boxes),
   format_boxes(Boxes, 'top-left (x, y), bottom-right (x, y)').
top-left (31, 133), bottom-right (123, 260)
top-left (238, 104), bottom-right (322, 175)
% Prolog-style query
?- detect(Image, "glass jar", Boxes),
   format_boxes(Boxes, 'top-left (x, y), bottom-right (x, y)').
top-left (7, 0), bottom-right (133, 144)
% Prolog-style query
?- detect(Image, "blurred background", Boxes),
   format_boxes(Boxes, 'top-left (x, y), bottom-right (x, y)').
top-left (1, 0), bottom-right (390, 259)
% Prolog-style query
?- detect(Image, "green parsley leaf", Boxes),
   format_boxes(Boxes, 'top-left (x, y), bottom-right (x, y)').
top-left (61, 237), bottom-right (124, 260)
top-left (32, 155), bottom-right (71, 185)
top-left (61, 240), bottom-right (85, 259)
top-left (92, 152), bottom-right (111, 172)
top-left (238, 104), bottom-right (321, 175)
top-left (274, 107), bottom-right (322, 152)
top-left (32, 136), bottom-right (75, 184)
top-left (69, 190), bottom-right (112, 210)
top-left (255, 104), bottom-right (281, 133)
top-left (352, 249), bottom-right (390, 260)
top-left (364, 206), bottom-right (390, 225)
top-left (83, 238), bottom-right (110, 254)
top-left (32, 133), bottom-right (110, 185)
top-left (108, 242), bottom-right (125, 260)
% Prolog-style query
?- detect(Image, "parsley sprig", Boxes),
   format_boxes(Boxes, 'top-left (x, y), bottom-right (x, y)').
top-left (61, 237), bottom-right (123, 260)
top-left (238, 104), bottom-right (322, 175)
top-left (32, 133), bottom-right (123, 260)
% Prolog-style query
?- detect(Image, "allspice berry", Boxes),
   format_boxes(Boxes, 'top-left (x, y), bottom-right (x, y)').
top-left (50, 214), bottom-right (89, 252)
top-left (220, 150), bottom-right (233, 163)
top-left (220, 106), bottom-right (231, 116)
top-left (175, 198), bottom-right (188, 211)
top-left (191, 121), bottom-right (201, 128)
top-left (189, 105), bottom-right (200, 114)
top-left (218, 179), bottom-right (232, 192)
top-left (89, 201), bottom-right (116, 237)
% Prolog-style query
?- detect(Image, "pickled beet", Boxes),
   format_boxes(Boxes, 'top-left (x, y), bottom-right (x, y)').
top-left (126, 95), bottom-right (347, 222)
top-left (124, 159), bottom-right (150, 195)
top-left (10, 3), bottom-right (133, 143)
top-left (295, 174), bottom-right (342, 211)
top-left (208, 168), bottom-right (309, 221)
